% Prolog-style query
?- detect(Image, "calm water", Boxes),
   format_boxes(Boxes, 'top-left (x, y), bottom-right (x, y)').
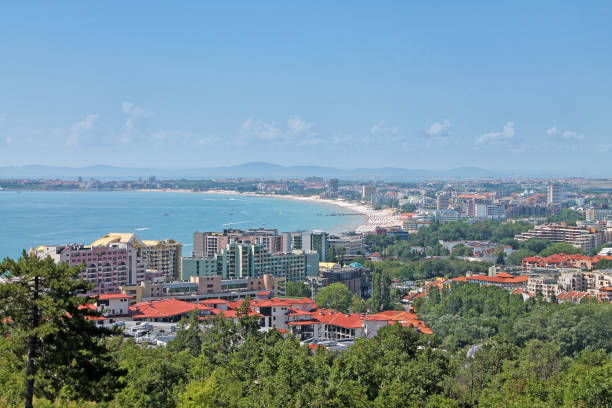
top-left (0, 190), bottom-right (365, 259)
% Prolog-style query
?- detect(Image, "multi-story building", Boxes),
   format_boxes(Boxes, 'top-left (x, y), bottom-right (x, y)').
top-left (436, 193), bottom-right (450, 210)
top-left (522, 254), bottom-right (612, 271)
top-left (193, 229), bottom-right (282, 258)
top-left (527, 275), bottom-right (560, 300)
top-left (141, 239), bottom-right (182, 281)
top-left (282, 231), bottom-right (329, 262)
top-left (182, 243), bottom-right (319, 281)
top-left (361, 186), bottom-right (377, 201)
top-left (434, 209), bottom-right (461, 223)
top-left (120, 274), bottom-right (285, 303)
top-left (475, 204), bottom-right (506, 220)
top-left (328, 233), bottom-right (364, 256)
top-left (586, 207), bottom-right (612, 223)
top-left (327, 178), bottom-right (339, 192)
top-left (515, 223), bottom-right (605, 253)
top-left (547, 184), bottom-right (561, 205)
top-left (34, 244), bottom-right (131, 295)
top-left (90, 233), bottom-right (148, 284)
top-left (316, 262), bottom-right (370, 296)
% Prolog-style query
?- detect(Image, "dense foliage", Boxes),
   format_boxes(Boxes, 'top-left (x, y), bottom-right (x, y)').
top-left (2, 255), bottom-right (611, 407)
top-left (0, 253), bottom-right (123, 408)
top-left (286, 281), bottom-right (312, 298)
top-left (416, 283), bottom-right (612, 356)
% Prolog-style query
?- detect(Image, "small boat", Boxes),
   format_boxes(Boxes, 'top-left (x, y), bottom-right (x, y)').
top-left (163, 213), bottom-right (169, 216)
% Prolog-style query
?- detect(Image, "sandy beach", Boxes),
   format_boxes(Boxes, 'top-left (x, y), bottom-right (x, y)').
top-left (141, 188), bottom-right (402, 233)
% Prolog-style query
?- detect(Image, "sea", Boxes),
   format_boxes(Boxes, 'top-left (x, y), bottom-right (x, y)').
top-left (0, 190), bottom-right (365, 260)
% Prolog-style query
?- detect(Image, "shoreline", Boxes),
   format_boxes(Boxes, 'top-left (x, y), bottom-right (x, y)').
top-left (2, 188), bottom-right (403, 234)
top-left (139, 188), bottom-right (403, 233)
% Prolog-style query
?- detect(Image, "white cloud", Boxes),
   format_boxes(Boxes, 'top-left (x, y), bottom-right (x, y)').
top-left (288, 116), bottom-right (314, 135)
top-left (425, 120), bottom-right (451, 138)
top-left (238, 116), bottom-right (320, 145)
top-left (475, 121), bottom-right (515, 146)
top-left (370, 120), bottom-right (399, 135)
top-left (66, 114), bottom-right (99, 146)
top-left (0, 113), bottom-right (7, 124)
top-left (239, 118), bottom-right (282, 143)
top-left (122, 101), bottom-right (152, 117)
top-left (597, 143), bottom-right (612, 153)
top-left (560, 130), bottom-right (585, 140)
top-left (546, 125), bottom-right (585, 141)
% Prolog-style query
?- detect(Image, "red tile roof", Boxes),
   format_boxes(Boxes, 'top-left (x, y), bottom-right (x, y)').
top-left (466, 275), bottom-right (528, 284)
top-left (98, 293), bottom-right (132, 300)
top-left (130, 298), bottom-right (200, 319)
top-left (200, 298), bottom-right (230, 304)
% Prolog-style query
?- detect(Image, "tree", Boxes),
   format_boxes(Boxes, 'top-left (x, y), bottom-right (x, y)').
top-left (169, 311), bottom-right (203, 356)
top-left (286, 281), bottom-right (312, 298)
top-left (496, 251), bottom-right (505, 265)
top-left (400, 203), bottom-right (417, 212)
top-left (350, 296), bottom-right (367, 313)
top-left (594, 258), bottom-right (612, 270)
top-left (371, 268), bottom-right (391, 312)
top-left (539, 242), bottom-right (584, 257)
top-left (314, 283), bottom-right (353, 312)
top-left (451, 244), bottom-right (473, 257)
top-left (507, 249), bottom-right (537, 265)
top-left (0, 252), bottom-right (122, 407)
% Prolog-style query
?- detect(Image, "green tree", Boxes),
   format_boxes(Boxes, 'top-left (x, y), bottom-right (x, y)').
top-left (507, 249), bottom-right (537, 265)
top-left (0, 252), bottom-right (122, 408)
top-left (350, 296), bottom-right (367, 313)
top-left (539, 242), bottom-right (584, 257)
top-left (314, 283), bottom-right (353, 312)
top-left (285, 281), bottom-right (312, 298)
top-left (496, 251), bottom-right (506, 265)
top-left (371, 268), bottom-right (391, 312)
top-left (400, 203), bottom-right (417, 212)
top-left (594, 258), bottom-right (612, 270)
top-left (451, 244), bottom-right (473, 257)
top-left (169, 310), bottom-right (202, 357)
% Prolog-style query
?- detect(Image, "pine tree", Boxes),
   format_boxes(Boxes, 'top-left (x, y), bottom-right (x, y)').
top-left (0, 251), bottom-right (122, 407)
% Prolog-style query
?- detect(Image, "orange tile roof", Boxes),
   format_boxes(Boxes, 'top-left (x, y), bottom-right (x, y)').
top-left (466, 275), bottom-right (528, 284)
top-left (200, 298), bottom-right (230, 304)
top-left (130, 298), bottom-right (201, 319)
top-left (98, 293), bottom-right (132, 300)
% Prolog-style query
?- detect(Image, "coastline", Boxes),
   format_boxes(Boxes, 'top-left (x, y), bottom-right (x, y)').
top-left (139, 188), bottom-right (402, 233)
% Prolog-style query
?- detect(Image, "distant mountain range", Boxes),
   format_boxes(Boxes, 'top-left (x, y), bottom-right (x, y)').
top-left (0, 162), bottom-right (555, 181)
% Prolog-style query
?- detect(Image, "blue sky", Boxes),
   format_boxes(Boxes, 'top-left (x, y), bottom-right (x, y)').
top-left (1, 2), bottom-right (611, 174)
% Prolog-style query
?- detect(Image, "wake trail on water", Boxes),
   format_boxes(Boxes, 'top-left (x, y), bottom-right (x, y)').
top-left (222, 221), bottom-right (251, 226)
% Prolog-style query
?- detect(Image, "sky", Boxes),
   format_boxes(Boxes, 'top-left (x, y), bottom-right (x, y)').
top-left (0, 1), bottom-right (611, 175)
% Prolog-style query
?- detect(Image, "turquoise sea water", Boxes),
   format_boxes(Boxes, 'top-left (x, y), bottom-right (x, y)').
top-left (0, 190), bottom-right (365, 260)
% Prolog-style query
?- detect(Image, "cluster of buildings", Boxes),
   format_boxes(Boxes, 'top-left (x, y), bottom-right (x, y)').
top-left (34, 233), bottom-right (183, 295)
top-left (514, 223), bottom-right (611, 253)
top-left (521, 253), bottom-right (612, 270)
top-left (83, 290), bottom-right (431, 348)
top-left (402, 265), bottom-right (612, 305)
top-left (33, 228), bottom-right (370, 301)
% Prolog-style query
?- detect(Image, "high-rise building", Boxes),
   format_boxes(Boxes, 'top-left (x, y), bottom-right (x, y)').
top-left (436, 193), bottom-right (450, 210)
top-left (182, 243), bottom-right (318, 281)
top-left (141, 239), bottom-right (183, 280)
top-left (547, 184), bottom-right (561, 205)
top-left (34, 244), bottom-right (130, 295)
top-left (193, 228), bottom-right (282, 258)
top-left (362, 186), bottom-right (377, 201)
top-left (327, 178), bottom-right (339, 193)
top-left (90, 233), bottom-right (147, 284)
top-left (515, 223), bottom-right (605, 253)
top-left (282, 231), bottom-right (329, 262)
top-left (586, 208), bottom-right (612, 223)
